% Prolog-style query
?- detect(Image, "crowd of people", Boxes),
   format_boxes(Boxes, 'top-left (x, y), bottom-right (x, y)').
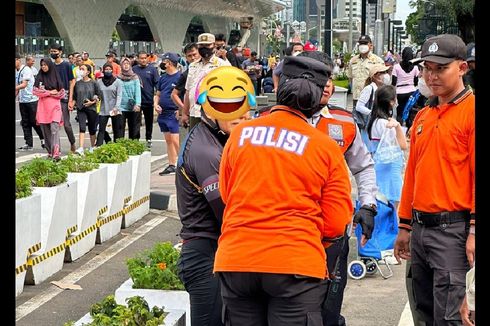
top-left (16, 31), bottom-right (476, 325)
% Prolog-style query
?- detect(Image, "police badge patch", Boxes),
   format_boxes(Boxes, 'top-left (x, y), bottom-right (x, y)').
top-left (328, 124), bottom-right (345, 146)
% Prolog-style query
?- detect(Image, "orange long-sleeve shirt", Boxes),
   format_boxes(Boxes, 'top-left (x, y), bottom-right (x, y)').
top-left (214, 107), bottom-right (353, 280)
top-left (398, 88), bottom-right (475, 229)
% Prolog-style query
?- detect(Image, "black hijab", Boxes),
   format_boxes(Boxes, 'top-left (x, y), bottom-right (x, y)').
top-left (34, 57), bottom-right (63, 91)
top-left (102, 63), bottom-right (117, 87)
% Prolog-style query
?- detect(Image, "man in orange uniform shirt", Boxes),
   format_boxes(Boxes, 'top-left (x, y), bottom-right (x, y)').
top-left (214, 55), bottom-right (353, 326)
top-left (394, 34), bottom-right (475, 325)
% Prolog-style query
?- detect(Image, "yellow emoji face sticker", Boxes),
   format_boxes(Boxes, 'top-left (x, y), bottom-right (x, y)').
top-left (197, 66), bottom-right (256, 120)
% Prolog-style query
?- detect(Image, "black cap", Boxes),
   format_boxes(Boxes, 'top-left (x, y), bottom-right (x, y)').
top-left (251, 51), bottom-right (257, 56)
top-left (358, 35), bottom-right (372, 44)
top-left (105, 51), bottom-right (116, 57)
top-left (282, 55), bottom-right (330, 88)
top-left (466, 43), bottom-right (475, 62)
top-left (416, 34), bottom-right (467, 65)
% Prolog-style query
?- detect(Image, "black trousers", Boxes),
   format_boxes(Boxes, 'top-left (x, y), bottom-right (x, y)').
top-left (141, 104), bottom-right (154, 141)
top-left (122, 111), bottom-right (141, 140)
top-left (323, 236), bottom-right (349, 326)
top-left (410, 220), bottom-right (470, 325)
top-left (396, 92), bottom-right (413, 125)
top-left (19, 101), bottom-right (43, 146)
top-left (61, 100), bottom-right (76, 145)
top-left (219, 272), bottom-right (327, 326)
top-left (96, 115), bottom-right (124, 146)
top-left (177, 238), bottom-right (223, 326)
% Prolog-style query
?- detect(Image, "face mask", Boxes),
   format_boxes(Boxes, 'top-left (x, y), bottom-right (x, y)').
top-left (358, 45), bottom-right (369, 54)
top-left (292, 51), bottom-right (302, 56)
top-left (382, 73), bottom-right (391, 85)
top-left (103, 71), bottom-right (113, 78)
top-left (80, 71), bottom-right (87, 78)
top-left (50, 53), bottom-right (60, 60)
top-left (198, 47), bottom-right (214, 59)
top-left (159, 62), bottom-right (167, 70)
top-left (418, 78), bottom-right (433, 98)
top-left (76, 69), bottom-right (84, 79)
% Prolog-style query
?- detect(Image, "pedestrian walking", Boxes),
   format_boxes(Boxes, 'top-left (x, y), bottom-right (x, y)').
top-left (16, 53), bottom-right (45, 150)
top-left (33, 58), bottom-right (65, 161)
top-left (118, 57), bottom-right (142, 140)
top-left (394, 34), bottom-right (475, 325)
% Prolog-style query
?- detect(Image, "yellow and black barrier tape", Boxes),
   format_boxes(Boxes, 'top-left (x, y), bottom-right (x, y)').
top-left (27, 243), bottom-right (42, 255)
top-left (98, 205), bottom-right (108, 217)
top-left (65, 223), bottom-right (98, 247)
top-left (122, 195), bottom-right (150, 214)
top-left (16, 263), bottom-right (28, 275)
top-left (97, 210), bottom-right (124, 227)
top-left (66, 225), bottom-right (78, 239)
top-left (124, 196), bottom-right (132, 205)
top-left (27, 243), bottom-right (66, 267)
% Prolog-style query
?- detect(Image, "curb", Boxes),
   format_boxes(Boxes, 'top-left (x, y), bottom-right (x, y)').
top-left (150, 156), bottom-right (177, 211)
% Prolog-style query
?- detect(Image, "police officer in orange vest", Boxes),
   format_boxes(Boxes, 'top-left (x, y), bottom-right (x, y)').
top-left (300, 51), bottom-right (377, 326)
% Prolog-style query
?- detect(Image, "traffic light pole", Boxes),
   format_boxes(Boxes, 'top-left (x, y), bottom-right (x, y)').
top-left (323, 0), bottom-right (332, 57)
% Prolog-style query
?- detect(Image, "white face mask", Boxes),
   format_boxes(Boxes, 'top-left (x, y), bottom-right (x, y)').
top-left (418, 78), bottom-right (433, 98)
top-left (292, 51), bottom-right (302, 57)
top-left (358, 44), bottom-right (369, 54)
top-left (77, 69), bottom-right (85, 78)
top-left (382, 73), bottom-right (391, 85)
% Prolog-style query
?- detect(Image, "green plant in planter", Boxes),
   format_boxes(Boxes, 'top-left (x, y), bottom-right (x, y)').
top-left (92, 143), bottom-right (128, 164)
top-left (18, 157), bottom-right (67, 187)
top-left (127, 242), bottom-right (184, 290)
top-left (59, 153), bottom-right (100, 173)
top-left (63, 294), bottom-right (166, 326)
top-left (116, 138), bottom-right (148, 156)
top-left (16, 170), bottom-right (32, 199)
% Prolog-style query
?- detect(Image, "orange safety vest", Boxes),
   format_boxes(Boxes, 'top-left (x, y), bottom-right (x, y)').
top-left (316, 107), bottom-right (357, 154)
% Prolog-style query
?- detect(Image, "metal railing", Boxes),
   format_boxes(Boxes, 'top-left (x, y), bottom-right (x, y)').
top-left (15, 36), bottom-right (70, 56)
top-left (15, 36), bottom-right (162, 57)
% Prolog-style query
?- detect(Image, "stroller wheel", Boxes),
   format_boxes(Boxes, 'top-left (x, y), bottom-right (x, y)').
top-left (362, 258), bottom-right (378, 275)
top-left (348, 260), bottom-right (367, 280)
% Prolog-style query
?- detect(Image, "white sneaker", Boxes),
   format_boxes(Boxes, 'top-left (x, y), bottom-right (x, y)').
top-left (75, 147), bottom-right (84, 155)
top-left (89, 147), bottom-right (95, 153)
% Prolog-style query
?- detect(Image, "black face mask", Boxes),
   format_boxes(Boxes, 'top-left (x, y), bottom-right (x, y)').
top-left (50, 53), bottom-right (60, 60)
top-left (103, 71), bottom-right (113, 78)
top-left (198, 47), bottom-right (214, 59)
top-left (159, 62), bottom-right (167, 70)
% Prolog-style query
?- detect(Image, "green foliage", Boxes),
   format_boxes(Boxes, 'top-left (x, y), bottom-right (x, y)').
top-left (332, 79), bottom-right (349, 89)
top-left (16, 170), bottom-right (32, 199)
top-left (127, 242), bottom-right (184, 290)
top-left (92, 143), bottom-right (128, 164)
top-left (59, 154), bottom-right (100, 173)
top-left (18, 158), bottom-right (67, 188)
top-left (116, 138), bottom-right (148, 156)
top-left (63, 294), bottom-right (167, 325)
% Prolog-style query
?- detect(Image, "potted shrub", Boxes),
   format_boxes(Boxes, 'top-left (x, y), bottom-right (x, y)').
top-left (15, 170), bottom-right (42, 296)
top-left (89, 143), bottom-right (131, 244)
top-left (115, 242), bottom-right (190, 325)
top-left (19, 158), bottom-right (78, 285)
top-left (67, 294), bottom-right (186, 326)
top-left (116, 139), bottom-right (151, 228)
top-left (60, 154), bottom-right (107, 262)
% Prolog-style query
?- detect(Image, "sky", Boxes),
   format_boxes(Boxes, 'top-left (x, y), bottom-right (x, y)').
top-left (394, 0), bottom-right (414, 26)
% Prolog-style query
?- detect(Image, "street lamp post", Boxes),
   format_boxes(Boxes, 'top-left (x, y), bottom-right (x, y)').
top-left (393, 27), bottom-right (403, 53)
top-left (388, 19), bottom-right (402, 52)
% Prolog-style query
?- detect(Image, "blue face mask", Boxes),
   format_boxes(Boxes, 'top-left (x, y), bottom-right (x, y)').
top-left (103, 71), bottom-right (113, 78)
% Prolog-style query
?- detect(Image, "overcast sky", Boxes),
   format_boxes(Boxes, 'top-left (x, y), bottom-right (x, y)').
top-left (395, 0), bottom-right (414, 26)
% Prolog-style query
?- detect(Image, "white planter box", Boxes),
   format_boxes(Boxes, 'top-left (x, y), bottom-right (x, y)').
top-left (15, 193), bottom-right (42, 296)
top-left (123, 152), bottom-right (151, 228)
top-left (115, 278), bottom-right (190, 326)
top-left (27, 181), bottom-right (78, 285)
top-left (74, 308), bottom-right (186, 326)
top-left (97, 160), bottom-right (132, 243)
top-left (65, 166), bottom-right (108, 262)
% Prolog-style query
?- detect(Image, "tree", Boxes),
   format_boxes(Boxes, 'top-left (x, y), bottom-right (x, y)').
top-left (407, 0), bottom-right (474, 43)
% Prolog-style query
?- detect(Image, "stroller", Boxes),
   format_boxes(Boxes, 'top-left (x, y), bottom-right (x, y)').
top-left (347, 192), bottom-right (398, 280)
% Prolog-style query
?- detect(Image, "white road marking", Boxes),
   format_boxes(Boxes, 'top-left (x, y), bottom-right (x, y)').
top-left (397, 301), bottom-right (414, 326)
top-left (15, 153), bottom-right (48, 163)
top-left (15, 215), bottom-right (168, 321)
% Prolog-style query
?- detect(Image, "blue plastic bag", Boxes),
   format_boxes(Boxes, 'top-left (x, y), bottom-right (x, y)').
top-left (354, 194), bottom-right (398, 260)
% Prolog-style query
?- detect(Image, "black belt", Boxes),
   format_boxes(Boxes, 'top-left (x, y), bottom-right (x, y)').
top-left (412, 210), bottom-right (470, 227)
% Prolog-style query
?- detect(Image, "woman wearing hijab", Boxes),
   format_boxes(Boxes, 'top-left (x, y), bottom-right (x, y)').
top-left (391, 47), bottom-right (420, 126)
top-left (118, 57), bottom-right (142, 139)
top-left (33, 57), bottom-right (65, 161)
top-left (96, 63), bottom-right (124, 146)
